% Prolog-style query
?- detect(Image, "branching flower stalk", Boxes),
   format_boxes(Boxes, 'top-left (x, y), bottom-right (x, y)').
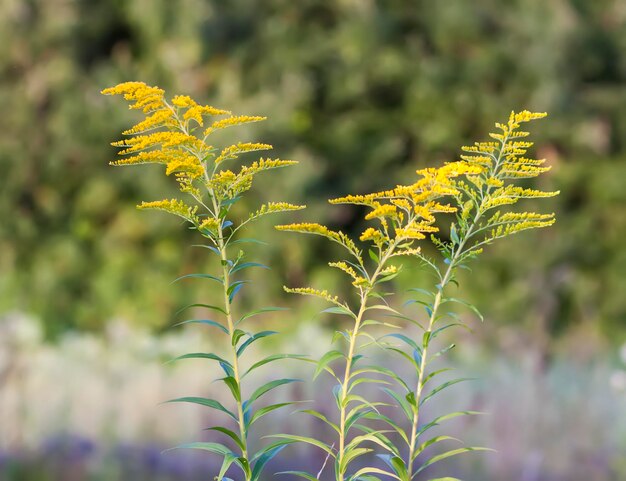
top-left (276, 163), bottom-right (482, 481)
top-left (394, 111), bottom-right (559, 480)
top-left (102, 82), bottom-right (306, 481)
top-left (277, 111), bottom-right (557, 481)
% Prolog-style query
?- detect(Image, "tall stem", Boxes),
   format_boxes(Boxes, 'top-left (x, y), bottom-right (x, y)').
top-left (217, 217), bottom-right (251, 480)
top-left (405, 133), bottom-right (509, 478)
top-left (336, 244), bottom-right (397, 481)
top-left (405, 242), bottom-right (463, 478)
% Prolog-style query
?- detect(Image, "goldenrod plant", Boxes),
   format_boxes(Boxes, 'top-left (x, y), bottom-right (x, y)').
top-left (102, 82), bottom-right (306, 481)
top-left (102, 86), bottom-right (557, 481)
top-left (276, 111), bottom-right (558, 481)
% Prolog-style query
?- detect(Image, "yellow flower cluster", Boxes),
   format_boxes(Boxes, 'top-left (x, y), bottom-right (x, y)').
top-left (215, 142), bottom-right (273, 165)
top-left (359, 227), bottom-right (385, 245)
top-left (103, 82), bottom-right (300, 235)
top-left (204, 115), bottom-right (266, 135)
top-left (283, 287), bottom-right (345, 307)
top-left (137, 199), bottom-right (198, 222)
top-left (276, 223), bottom-right (359, 258)
top-left (248, 202), bottom-right (306, 221)
top-left (164, 155), bottom-right (204, 179)
top-left (481, 185), bottom-right (559, 211)
top-left (198, 217), bottom-right (220, 233)
top-left (328, 160), bottom-right (481, 249)
top-left (328, 261), bottom-right (359, 280)
top-left (122, 109), bottom-right (174, 134)
top-left (102, 82), bottom-right (165, 112)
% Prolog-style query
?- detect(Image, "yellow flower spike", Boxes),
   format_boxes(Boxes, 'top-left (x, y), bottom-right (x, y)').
top-left (214, 142), bottom-right (273, 165)
top-left (123, 109), bottom-right (174, 135)
top-left (198, 217), bottom-right (220, 233)
top-left (204, 115), bottom-right (267, 135)
top-left (359, 227), bottom-right (385, 245)
top-left (238, 158), bottom-right (299, 178)
top-left (248, 202), bottom-right (306, 222)
top-left (328, 261), bottom-right (360, 281)
top-left (137, 199), bottom-right (198, 223)
top-left (283, 286), bottom-right (347, 308)
top-left (101, 82), bottom-right (165, 112)
top-left (171, 95), bottom-right (197, 108)
top-left (183, 105), bottom-right (231, 126)
top-left (364, 203), bottom-right (399, 221)
top-left (277, 223), bottom-right (361, 260)
top-left (165, 155), bottom-right (204, 179)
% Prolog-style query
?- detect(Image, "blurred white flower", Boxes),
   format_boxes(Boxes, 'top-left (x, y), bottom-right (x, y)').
top-left (0, 311), bottom-right (43, 347)
top-left (609, 370), bottom-right (626, 392)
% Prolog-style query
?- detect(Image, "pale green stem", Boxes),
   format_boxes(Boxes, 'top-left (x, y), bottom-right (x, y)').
top-left (216, 218), bottom-right (252, 480)
top-left (405, 132), bottom-right (510, 478)
top-left (336, 242), bottom-right (398, 481)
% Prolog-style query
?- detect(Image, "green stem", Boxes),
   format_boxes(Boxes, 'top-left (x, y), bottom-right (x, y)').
top-left (336, 242), bottom-right (397, 481)
top-left (405, 133), bottom-right (510, 478)
top-left (217, 223), bottom-right (252, 480)
top-left (405, 242), bottom-right (462, 478)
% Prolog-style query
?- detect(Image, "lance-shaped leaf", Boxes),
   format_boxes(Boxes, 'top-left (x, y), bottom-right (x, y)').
top-left (172, 319), bottom-right (228, 334)
top-left (165, 397), bottom-right (237, 421)
top-left (413, 447), bottom-right (494, 476)
top-left (236, 330), bottom-right (279, 357)
top-left (247, 378), bottom-right (300, 405)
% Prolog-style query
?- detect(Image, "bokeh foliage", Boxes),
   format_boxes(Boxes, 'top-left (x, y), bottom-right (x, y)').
top-left (1, 0), bottom-right (625, 337)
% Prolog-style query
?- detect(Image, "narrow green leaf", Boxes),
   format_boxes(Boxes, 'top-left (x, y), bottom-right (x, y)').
top-left (244, 354), bottom-right (310, 377)
top-left (165, 397), bottom-right (237, 420)
top-left (383, 333), bottom-right (421, 353)
top-left (298, 409), bottom-right (340, 434)
top-left (248, 378), bottom-right (300, 404)
top-left (421, 368), bottom-right (453, 387)
top-left (248, 402), bottom-right (293, 427)
top-left (168, 352), bottom-right (231, 367)
top-left (363, 412), bottom-right (409, 446)
top-left (251, 445), bottom-right (286, 481)
top-left (216, 453), bottom-right (237, 481)
top-left (428, 476), bottom-right (462, 481)
top-left (414, 447), bottom-right (493, 475)
top-left (382, 388), bottom-right (413, 421)
top-left (191, 244), bottom-right (221, 255)
top-left (416, 411), bottom-right (484, 439)
top-left (314, 350), bottom-right (345, 379)
top-left (236, 331), bottom-right (278, 357)
top-left (228, 281), bottom-right (247, 303)
top-left (177, 303), bottom-right (227, 316)
top-left (219, 376), bottom-right (241, 402)
top-left (441, 297), bottom-right (484, 321)
top-left (276, 471), bottom-right (319, 481)
top-left (390, 455), bottom-right (410, 481)
top-left (266, 435), bottom-right (335, 457)
top-left (420, 378), bottom-right (473, 406)
top-left (238, 306), bottom-right (289, 323)
top-left (350, 467), bottom-right (399, 481)
top-left (171, 273), bottom-right (223, 285)
top-left (232, 329), bottom-right (247, 346)
top-left (231, 238), bottom-right (268, 246)
top-left (230, 262), bottom-right (269, 274)
top-left (205, 426), bottom-right (245, 451)
top-left (407, 288), bottom-right (435, 298)
top-left (413, 435), bottom-right (460, 460)
top-left (167, 441), bottom-right (233, 456)
top-left (172, 319), bottom-right (228, 334)
top-left (340, 447), bottom-right (372, 474)
top-left (322, 306), bottom-right (356, 317)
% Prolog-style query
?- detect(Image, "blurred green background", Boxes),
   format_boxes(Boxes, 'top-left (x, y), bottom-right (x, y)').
top-left (1, 1), bottom-right (626, 480)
